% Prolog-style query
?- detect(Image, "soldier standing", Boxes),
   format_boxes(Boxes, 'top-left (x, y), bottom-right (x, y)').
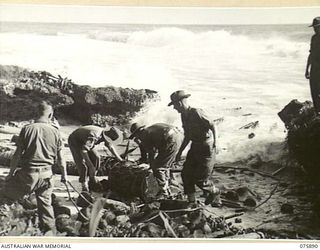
top-left (306, 17), bottom-right (320, 115)
top-left (3, 101), bottom-right (67, 235)
top-left (168, 90), bottom-right (220, 206)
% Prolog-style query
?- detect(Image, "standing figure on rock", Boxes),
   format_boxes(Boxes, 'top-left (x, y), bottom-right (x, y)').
top-left (306, 17), bottom-right (320, 115)
top-left (168, 90), bottom-right (220, 206)
top-left (129, 122), bottom-right (183, 199)
top-left (2, 101), bottom-right (67, 235)
top-left (68, 125), bottom-right (124, 192)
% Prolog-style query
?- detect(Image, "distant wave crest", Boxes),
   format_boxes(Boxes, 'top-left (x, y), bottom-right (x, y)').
top-left (85, 27), bottom-right (307, 58)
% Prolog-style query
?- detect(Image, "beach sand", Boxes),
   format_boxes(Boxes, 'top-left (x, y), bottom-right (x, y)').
top-left (0, 124), bottom-right (319, 239)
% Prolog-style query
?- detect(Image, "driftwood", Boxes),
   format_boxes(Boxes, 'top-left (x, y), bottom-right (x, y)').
top-left (214, 165), bottom-right (279, 180)
top-left (254, 183), bottom-right (279, 210)
top-left (226, 232), bottom-right (264, 239)
top-left (239, 121), bottom-right (259, 130)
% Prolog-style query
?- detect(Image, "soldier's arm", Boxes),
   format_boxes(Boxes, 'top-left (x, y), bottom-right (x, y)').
top-left (104, 141), bottom-right (124, 162)
top-left (7, 129), bottom-right (25, 180)
top-left (306, 54), bottom-right (311, 79)
top-left (197, 109), bottom-right (218, 151)
top-left (57, 148), bottom-right (67, 183)
top-left (306, 37), bottom-right (313, 79)
top-left (7, 144), bottom-right (23, 180)
top-left (175, 136), bottom-right (190, 162)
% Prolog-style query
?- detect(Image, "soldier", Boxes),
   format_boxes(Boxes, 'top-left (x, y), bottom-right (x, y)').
top-left (3, 101), bottom-right (67, 235)
top-left (68, 125), bottom-right (124, 192)
top-left (168, 90), bottom-right (220, 206)
top-left (306, 17), bottom-right (320, 115)
top-left (129, 122), bottom-right (183, 199)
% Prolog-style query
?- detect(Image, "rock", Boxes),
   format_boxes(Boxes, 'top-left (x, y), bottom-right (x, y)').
top-left (243, 197), bottom-right (257, 207)
top-left (235, 218), bottom-right (242, 223)
top-left (248, 133), bottom-right (255, 139)
top-left (144, 223), bottom-right (162, 237)
top-left (247, 154), bottom-right (262, 169)
top-left (173, 225), bottom-right (189, 238)
top-left (56, 214), bottom-right (73, 234)
top-left (103, 210), bottom-right (116, 224)
top-left (279, 99), bottom-right (320, 186)
top-left (159, 199), bottom-right (189, 210)
top-left (228, 232), bottom-right (264, 239)
top-left (0, 65), bottom-right (159, 125)
top-left (280, 203), bottom-right (294, 214)
top-left (53, 206), bottom-right (71, 217)
top-left (278, 99), bottom-right (313, 129)
top-left (103, 199), bottom-right (131, 215)
top-left (202, 222), bottom-right (212, 234)
top-left (236, 187), bottom-right (250, 201)
top-left (225, 191), bottom-right (239, 202)
top-left (115, 215), bottom-right (130, 225)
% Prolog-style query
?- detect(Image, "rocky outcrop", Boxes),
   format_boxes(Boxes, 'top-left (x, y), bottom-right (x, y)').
top-left (0, 65), bottom-right (159, 125)
top-left (278, 99), bottom-right (320, 184)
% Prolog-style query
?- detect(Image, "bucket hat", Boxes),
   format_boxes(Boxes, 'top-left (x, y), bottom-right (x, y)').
top-left (129, 122), bottom-right (146, 139)
top-left (309, 17), bottom-right (320, 27)
top-left (168, 90), bottom-right (191, 106)
top-left (102, 126), bottom-right (123, 145)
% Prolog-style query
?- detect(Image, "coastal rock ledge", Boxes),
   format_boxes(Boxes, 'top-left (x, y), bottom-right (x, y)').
top-left (0, 65), bottom-right (159, 125)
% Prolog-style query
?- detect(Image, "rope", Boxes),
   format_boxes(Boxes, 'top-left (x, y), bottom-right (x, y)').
top-left (63, 182), bottom-right (89, 221)
top-left (67, 180), bottom-right (94, 206)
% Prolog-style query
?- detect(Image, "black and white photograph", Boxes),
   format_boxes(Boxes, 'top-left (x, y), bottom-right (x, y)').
top-left (0, 1), bottom-right (320, 243)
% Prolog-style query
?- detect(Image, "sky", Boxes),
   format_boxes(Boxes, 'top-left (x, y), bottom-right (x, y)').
top-left (0, 4), bottom-right (319, 25)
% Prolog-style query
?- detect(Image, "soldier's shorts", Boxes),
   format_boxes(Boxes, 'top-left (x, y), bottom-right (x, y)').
top-left (3, 167), bottom-right (55, 233)
top-left (151, 132), bottom-right (183, 188)
top-left (181, 141), bottom-right (215, 194)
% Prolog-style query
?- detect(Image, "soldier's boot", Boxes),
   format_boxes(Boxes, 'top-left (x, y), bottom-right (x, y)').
top-left (204, 186), bottom-right (222, 206)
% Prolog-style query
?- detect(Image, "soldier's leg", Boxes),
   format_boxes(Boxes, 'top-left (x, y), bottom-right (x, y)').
top-left (194, 149), bottom-right (221, 206)
top-left (69, 145), bottom-right (88, 191)
top-left (310, 75), bottom-right (320, 114)
top-left (88, 149), bottom-right (101, 180)
top-left (35, 177), bottom-right (56, 234)
top-left (3, 169), bottom-right (35, 202)
top-left (153, 144), bottom-right (177, 196)
top-left (181, 151), bottom-right (197, 203)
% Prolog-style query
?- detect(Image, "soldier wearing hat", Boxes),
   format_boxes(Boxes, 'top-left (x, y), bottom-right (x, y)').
top-left (306, 17), bottom-right (320, 115)
top-left (168, 90), bottom-right (220, 206)
top-left (68, 125), bottom-right (124, 191)
top-left (129, 122), bottom-right (183, 198)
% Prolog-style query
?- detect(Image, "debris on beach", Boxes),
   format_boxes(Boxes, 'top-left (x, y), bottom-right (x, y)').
top-left (239, 121), bottom-right (259, 130)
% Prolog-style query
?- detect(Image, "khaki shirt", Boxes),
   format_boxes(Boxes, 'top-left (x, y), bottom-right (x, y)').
top-left (310, 34), bottom-right (320, 70)
top-left (140, 123), bottom-right (181, 151)
top-left (19, 122), bottom-right (62, 168)
top-left (181, 107), bottom-right (215, 144)
top-left (69, 125), bottom-right (110, 151)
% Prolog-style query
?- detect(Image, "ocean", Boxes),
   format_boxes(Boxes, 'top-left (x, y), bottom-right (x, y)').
top-left (0, 22), bottom-right (313, 163)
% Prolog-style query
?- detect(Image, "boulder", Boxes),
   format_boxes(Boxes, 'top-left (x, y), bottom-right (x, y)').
top-left (0, 65), bottom-right (159, 125)
top-left (278, 99), bottom-right (320, 185)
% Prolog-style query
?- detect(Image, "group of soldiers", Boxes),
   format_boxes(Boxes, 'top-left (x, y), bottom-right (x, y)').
top-left (0, 90), bottom-right (220, 235)
top-left (1, 16), bottom-right (319, 236)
